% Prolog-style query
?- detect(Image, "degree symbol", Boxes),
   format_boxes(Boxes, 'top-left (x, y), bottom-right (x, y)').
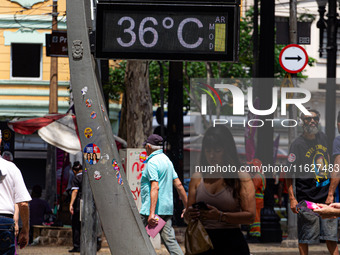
top-left (162, 17), bottom-right (174, 29)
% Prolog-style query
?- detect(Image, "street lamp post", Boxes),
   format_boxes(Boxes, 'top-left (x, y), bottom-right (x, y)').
top-left (316, 0), bottom-right (327, 58)
top-left (316, 0), bottom-right (338, 154)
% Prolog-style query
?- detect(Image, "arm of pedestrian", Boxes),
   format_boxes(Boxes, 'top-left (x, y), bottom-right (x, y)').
top-left (329, 203), bottom-right (340, 209)
top-left (184, 176), bottom-right (201, 223)
top-left (17, 201), bottom-right (30, 249)
top-left (14, 204), bottom-right (19, 236)
top-left (286, 178), bottom-right (298, 214)
top-left (325, 175), bottom-right (339, 204)
top-left (233, 177), bottom-right (256, 224)
top-left (173, 178), bottom-right (188, 209)
top-left (314, 204), bottom-right (338, 219)
top-left (148, 181), bottom-right (159, 227)
top-left (334, 155), bottom-right (340, 179)
top-left (69, 189), bottom-right (78, 215)
top-left (326, 155), bottom-right (340, 204)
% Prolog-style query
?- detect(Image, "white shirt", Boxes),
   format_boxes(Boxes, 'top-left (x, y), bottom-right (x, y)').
top-left (0, 157), bottom-right (31, 214)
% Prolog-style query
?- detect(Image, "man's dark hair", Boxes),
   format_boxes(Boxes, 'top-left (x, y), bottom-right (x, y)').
top-left (301, 109), bottom-right (320, 120)
top-left (337, 111), bottom-right (340, 123)
top-left (72, 161), bottom-right (82, 172)
top-left (31, 185), bottom-right (42, 198)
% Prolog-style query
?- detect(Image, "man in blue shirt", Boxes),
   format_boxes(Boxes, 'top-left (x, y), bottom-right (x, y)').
top-left (140, 134), bottom-right (187, 255)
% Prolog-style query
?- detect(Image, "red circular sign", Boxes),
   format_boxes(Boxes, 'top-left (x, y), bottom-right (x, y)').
top-left (279, 44), bottom-right (308, 74)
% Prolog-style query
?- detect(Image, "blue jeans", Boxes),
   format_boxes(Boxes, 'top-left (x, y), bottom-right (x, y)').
top-left (0, 216), bottom-right (15, 255)
top-left (141, 215), bottom-right (183, 255)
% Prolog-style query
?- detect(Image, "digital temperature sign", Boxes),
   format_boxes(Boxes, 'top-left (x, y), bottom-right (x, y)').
top-left (96, 3), bottom-right (239, 61)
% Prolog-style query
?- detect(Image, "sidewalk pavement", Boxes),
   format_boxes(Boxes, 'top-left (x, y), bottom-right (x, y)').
top-left (17, 243), bottom-right (331, 255)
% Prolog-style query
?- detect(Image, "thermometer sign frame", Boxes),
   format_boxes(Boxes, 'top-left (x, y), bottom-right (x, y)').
top-left (96, 3), bottom-right (239, 61)
top-left (279, 44), bottom-right (308, 73)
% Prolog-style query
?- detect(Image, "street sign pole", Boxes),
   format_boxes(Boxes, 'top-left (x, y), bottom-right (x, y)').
top-left (45, 0), bottom-right (59, 211)
top-left (66, 0), bottom-right (156, 254)
top-left (282, 0), bottom-right (298, 248)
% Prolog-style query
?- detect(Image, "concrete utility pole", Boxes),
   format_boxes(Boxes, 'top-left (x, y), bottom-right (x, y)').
top-left (80, 0), bottom-right (100, 254)
top-left (66, 0), bottom-right (156, 253)
top-left (46, 0), bottom-right (58, 209)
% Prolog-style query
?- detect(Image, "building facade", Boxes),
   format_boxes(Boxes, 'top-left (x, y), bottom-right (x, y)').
top-left (0, 0), bottom-right (121, 189)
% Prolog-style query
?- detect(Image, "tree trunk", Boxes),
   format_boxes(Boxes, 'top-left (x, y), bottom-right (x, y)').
top-left (123, 60), bottom-right (153, 148)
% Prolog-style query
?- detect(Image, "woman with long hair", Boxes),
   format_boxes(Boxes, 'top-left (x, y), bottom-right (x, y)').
top-left (185, 125), bottom-right (256, 255)
top-left (92, 153), bottom-right (98, 164)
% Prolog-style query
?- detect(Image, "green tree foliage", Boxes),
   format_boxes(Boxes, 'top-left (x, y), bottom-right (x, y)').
top-left (106, 61), bottom-right (126, 102)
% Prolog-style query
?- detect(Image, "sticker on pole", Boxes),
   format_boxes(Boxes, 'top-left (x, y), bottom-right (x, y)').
top-left (279, 44), bottom-right (308, 73)
top-left (84, 143), bottom-right (101, 165)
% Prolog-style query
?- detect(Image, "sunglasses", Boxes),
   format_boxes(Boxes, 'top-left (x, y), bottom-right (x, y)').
top-left (304, 116), bottom-right (319, 122)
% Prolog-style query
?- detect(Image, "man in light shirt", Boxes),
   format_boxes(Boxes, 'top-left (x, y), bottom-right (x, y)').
top-left (0, 131), bottom-right (31, 254)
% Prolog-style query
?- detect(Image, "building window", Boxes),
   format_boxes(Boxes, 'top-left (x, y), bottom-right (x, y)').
top-left (321, 30), bottom-right (340, 59)
top-left (11, 43), bottom-right (42, 79)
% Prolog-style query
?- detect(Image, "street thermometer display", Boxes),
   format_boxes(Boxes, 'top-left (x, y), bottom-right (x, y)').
top-left (96, 3), bottom-right (239, 61)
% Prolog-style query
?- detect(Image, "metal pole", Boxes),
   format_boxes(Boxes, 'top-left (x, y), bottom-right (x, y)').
top-left (49, 0), bottom-right (58, 114)
top-left (157, 61), bottom-right (165, 143)
top-left (282, 0), bottom-right (298, 246)
top-left (253, 0), bottom-right (258, 80)
top-left (167, 62), bottom-right (184, 225)
top-left (252, 0), bottom-right (259, 101)
top-left (45, 144), bottom-right (56, 209)
top-left (258, 0), bottom-right (282, 243)
top-left (326, 0), bottom-right (337, 154)
top-left (46, 0), bottom-right (58, 209)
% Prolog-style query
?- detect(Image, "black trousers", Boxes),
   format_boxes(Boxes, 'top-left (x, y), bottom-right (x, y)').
top-left (198, 228), bottom-right (250, 255)
top-left (71, 211), bottom-right (80, 248)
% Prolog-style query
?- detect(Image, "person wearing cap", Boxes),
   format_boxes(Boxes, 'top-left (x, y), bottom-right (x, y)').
top-left (0, 131), bottom-right (31, 254)
top-left (140, 134), bottom-right (188, 255)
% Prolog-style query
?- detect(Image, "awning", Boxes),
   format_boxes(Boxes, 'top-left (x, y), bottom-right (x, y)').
top-left (8, 114), bottom-right (81, 155)
top-left (8, 113), bottom-right (127, 154)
